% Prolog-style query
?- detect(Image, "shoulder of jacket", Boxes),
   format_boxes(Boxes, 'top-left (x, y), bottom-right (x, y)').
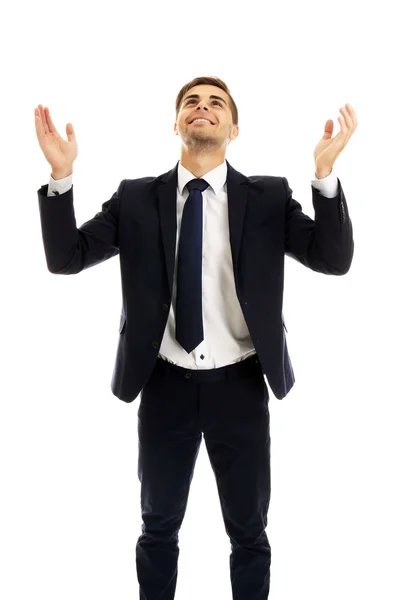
top-left (246, 175), bottom-right (285, 192)
top-left (247, 175), bottom-right (283, 184)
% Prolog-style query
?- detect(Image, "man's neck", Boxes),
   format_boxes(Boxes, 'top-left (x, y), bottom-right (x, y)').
top-left (179, 152), bottom-right (226, 179)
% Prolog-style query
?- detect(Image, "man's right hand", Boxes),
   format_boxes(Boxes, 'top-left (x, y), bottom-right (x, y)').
top-left (34, 104), bottom-right (78, 178)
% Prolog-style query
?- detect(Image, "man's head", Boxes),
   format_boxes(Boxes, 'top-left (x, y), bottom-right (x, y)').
top-left (174, 77), bottom-right (239, 157)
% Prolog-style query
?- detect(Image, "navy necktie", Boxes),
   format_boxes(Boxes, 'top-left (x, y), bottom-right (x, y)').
top-left (175, 178), bottom-right (210, 353)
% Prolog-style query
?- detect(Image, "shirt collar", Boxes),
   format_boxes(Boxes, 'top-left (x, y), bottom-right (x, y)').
top-left (177, 159), bottom-right (227, 196)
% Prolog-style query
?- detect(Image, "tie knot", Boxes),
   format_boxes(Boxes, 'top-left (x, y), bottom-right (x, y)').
top-left (186, 178), bottom-right (209, 193)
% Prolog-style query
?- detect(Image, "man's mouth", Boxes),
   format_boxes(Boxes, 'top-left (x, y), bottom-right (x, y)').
top-left (190, 118), bottom-right (214, 125)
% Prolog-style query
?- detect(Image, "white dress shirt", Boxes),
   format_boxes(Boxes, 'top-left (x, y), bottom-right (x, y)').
top-left (47, 162), bottom-right (338, 369)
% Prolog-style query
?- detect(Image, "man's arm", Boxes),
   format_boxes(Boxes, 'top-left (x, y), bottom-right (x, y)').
top-left (284, 175), bottom-right (354, 275)
top-left (37, 178), bottom-right (126, 274)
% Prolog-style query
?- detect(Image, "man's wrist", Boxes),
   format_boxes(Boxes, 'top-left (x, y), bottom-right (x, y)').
top-left (315, 167), bottom-right (332, 179)
top-left (51, 169), bottom-right (73, 180)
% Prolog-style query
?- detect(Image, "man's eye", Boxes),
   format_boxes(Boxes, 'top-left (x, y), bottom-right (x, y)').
top-left (187, 99), bottom-right (222, 106)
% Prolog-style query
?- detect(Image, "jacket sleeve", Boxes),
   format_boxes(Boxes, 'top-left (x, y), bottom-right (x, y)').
top-left (283, 176), bottom-right (354, 275)
top-left (37, 179), bottom-right (126, 274)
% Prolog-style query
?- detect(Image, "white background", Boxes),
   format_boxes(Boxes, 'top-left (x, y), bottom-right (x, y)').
top-left (1, 0), bottom-right (399, 598)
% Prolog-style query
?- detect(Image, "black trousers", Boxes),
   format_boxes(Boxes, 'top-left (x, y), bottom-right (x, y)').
top-left (136, 353), bottom-right (271, 600)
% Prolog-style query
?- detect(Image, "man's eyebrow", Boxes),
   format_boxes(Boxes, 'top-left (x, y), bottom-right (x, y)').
top-left (183, 94), bottom-right (227, 106)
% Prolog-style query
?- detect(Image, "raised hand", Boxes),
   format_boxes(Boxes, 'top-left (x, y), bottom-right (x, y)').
top-left (34, 104), bottom-right (78, 173)
top-left (313, 104), bottom-right (358, 177)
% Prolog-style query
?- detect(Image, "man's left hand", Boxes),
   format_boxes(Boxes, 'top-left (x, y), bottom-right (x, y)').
top-left (314, 104), bottom-right (358, 178)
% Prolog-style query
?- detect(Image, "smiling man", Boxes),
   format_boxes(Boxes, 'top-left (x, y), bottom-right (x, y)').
top-left (173, 85), bottom-right (239, 177)
top-left (35, 75), bottom-right (357, 600)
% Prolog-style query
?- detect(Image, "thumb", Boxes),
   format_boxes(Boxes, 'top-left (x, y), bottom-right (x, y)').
top-left (322, 119), bottom-right (334, 139)
top-left (66, 123), bottom-right (76, 142)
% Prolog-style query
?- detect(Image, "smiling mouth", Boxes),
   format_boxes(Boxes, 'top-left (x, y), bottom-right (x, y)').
top-left (190, 119), bottom-right (214, 125)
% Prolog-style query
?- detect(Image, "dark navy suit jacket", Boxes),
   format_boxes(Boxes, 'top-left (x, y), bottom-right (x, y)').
top-left (37, 159), bottom-right (354, 401)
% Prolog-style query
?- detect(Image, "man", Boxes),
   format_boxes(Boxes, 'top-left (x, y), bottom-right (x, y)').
top-left (35, 76), bottom-right (357, 599)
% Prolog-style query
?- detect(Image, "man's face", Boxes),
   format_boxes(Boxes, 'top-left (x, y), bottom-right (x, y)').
top-left (174, 85), bottom-right (239, 151)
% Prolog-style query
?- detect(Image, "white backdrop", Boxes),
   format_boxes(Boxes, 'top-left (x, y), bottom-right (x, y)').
top-left (1, 0), bottom-right (399, 598)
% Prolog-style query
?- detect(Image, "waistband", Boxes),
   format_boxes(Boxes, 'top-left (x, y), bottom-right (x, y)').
top-left (154, 353), bottom-right (262, 383)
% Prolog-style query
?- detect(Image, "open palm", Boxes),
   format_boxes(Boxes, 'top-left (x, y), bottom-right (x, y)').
top-left (34, 104), bottom-right (78, 171)
top-left (313, 104), bottom-right (358, 171)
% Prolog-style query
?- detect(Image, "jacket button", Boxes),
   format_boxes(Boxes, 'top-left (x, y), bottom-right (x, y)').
top-left (185, 373), bottom-right (192, 379)
top-left (152, 341), bottom-right (159, 349)
top-left (163, 303), bottom-right (169, 311)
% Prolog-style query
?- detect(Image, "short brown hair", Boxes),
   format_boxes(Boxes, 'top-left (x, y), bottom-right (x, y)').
top-left (175, 76), bottom-right (239, 125)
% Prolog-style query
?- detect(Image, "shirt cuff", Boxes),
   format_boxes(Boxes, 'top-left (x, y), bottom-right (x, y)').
top-left (311, 170), bottom-right (339, 198)
top-left (48, 173), bottom-right (73, 197)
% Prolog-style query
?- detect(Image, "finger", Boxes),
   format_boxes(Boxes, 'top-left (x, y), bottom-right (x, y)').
top-left (38, 104), bottom-right (49, 135)
top-left (341, 105), bottom-right (356, 133)
top-left (339, 108), bottom-right (351, 140)
top-left (339, 106), bottom-right (352, 130)
top-left (337, 115), bottom-right (350, 144)
top-left (34, 107), bottom-right (44, 138)
top-left (44, 107), bottom-right (57, 134)
top-left (345, 103), bottom-right (358, 128)
top-left (338, 114), bottom-right (346, 131)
